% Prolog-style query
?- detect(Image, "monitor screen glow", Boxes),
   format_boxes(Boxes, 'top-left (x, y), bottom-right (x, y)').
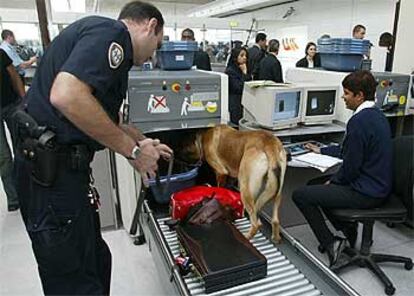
top-left (272, 91), bottom-right (301, 121)
top-left (305, 90), bottom-right (336, 117)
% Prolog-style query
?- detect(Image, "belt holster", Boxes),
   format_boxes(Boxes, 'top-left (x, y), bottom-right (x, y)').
top-left (21, 136), bottom-right (58, 187)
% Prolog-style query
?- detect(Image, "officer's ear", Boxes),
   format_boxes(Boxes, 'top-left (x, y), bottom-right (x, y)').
top-left (148, 18), bottom-right (158, 36)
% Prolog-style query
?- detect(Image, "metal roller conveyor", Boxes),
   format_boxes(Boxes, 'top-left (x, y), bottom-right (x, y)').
top-left (158, 217), bottom-right (323, 296)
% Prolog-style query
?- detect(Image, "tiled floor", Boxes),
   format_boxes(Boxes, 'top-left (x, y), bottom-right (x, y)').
top-left (0, 184), bottom-right (171, 296)
top-left (1, 180), bottom-right (413, 295)
top-left (286, 222), bottom-right (414, 296)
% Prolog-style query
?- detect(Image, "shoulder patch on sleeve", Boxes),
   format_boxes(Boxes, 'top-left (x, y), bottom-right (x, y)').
top-left (108, 42), bottom-right (124, 69)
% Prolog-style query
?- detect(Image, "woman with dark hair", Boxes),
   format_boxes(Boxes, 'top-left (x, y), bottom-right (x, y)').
top-left (225, 46), bottom-right (251, 125)
top-left (296, 42), bottom-right (321, 68)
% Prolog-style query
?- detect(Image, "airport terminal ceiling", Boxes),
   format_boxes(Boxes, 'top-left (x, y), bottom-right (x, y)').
top-left (0, 0), bottom-right (213, 10)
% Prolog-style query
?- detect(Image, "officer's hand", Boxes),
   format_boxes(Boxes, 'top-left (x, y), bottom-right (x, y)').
top-left (130, 138), bottom-right (160, 187)
top-left (304, 143), bottom-right (321, 154)
top-left (152, 139), bottom-right (173, 160)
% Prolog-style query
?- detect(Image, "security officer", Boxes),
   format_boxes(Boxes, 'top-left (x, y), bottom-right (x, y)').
top-left (14, 1), bottom-right (172, 295)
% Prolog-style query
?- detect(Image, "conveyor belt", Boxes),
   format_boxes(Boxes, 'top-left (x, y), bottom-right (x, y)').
top-left (158, 217), bottom-right (323, 296)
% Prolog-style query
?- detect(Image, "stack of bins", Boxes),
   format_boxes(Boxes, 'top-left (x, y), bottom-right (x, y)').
top-left (157, 41), bottom-right (198, 70)
top-left (317, 38), bottom-right (371, 71)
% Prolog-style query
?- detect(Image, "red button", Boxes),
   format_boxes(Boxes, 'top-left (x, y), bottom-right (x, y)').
top-left (185, 84), bottom-right (191, 91)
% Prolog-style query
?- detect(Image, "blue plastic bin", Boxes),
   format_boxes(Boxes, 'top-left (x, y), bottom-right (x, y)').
top-left (157, 41), bottom-right (198, 70)
top-left (149, 166), bottom-right (199, 204)
top-left (317, 37), bottom-right (370, 71)
top-left (319, 53), bottom-right (364, 72)
top-left (318, 38), bottom-right (371, 45)
top-left (317, 38), bottom-right (370, 55)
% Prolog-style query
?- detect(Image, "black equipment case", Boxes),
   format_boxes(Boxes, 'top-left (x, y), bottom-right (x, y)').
top-left (176, 220), bottom-right (267, 293)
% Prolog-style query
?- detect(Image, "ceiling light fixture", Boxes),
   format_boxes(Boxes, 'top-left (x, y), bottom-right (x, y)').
top-left (188, 0), bottom-right (299, 18)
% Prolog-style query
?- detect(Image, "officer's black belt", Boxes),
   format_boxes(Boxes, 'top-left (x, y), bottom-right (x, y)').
top-left (56, 144), bottom-right (94, 171)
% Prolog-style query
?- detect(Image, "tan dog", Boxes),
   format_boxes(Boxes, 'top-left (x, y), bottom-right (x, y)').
top-left (183, 125), bottom-right (287, 242)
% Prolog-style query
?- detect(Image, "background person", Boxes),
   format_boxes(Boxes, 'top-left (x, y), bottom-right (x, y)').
top-left (258, 39), bottom-right (283, 83)
top-left (181, 28), bottom-right (211, 71)
top-left (352, 24), bottom-right (366, 39)
top-left (1, 29), bottom-right (37, 82)
top-left (296, 42), bottom-right (321, 68)
top-left (0, 48), bottom-right (25, 212)
top-left (225, 47), bottom-right (251, 126)
top-left (248, 32), bottom-right (267, 80)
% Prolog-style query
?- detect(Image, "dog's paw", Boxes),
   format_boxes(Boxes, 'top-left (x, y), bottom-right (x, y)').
top-left (271, 235), bottom-right (282, 244)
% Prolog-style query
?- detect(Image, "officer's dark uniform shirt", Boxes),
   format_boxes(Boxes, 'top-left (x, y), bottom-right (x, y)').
top-left (26, 16), bottom-right (133, 150)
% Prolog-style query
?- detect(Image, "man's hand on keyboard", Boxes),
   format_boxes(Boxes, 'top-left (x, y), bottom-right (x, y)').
top-left (304, 142), bottom-right (321, 154)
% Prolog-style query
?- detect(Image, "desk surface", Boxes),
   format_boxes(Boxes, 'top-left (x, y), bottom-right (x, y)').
top-left (239, 119), bottom-right (346, 137)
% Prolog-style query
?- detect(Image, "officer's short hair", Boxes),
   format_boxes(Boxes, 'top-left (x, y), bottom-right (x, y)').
top-left (268, 39), bottom-right (280, 53)
top-left (181, 28), bottom-right (195, 41)
top-left (1, 29), bottom-right (14, 40)
top-left (118, 1), bottom-right (164, 35)
top-left (255, 33), bottom-right (267, 43)
top-left (352, 24), bottom-right (366, 35)
top-left (342, 70), bottom-right (377, 101)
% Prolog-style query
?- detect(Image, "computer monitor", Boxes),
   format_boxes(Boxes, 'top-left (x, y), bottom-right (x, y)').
top-left (242, 81), bottom-right (303, 130)
top-left (301, 85), bottom-right (339, 125)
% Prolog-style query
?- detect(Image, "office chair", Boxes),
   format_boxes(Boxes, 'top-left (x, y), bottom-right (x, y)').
top-left (328, 135), bottom-right (414, 296)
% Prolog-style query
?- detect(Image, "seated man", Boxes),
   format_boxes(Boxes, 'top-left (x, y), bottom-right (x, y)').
top-left (292, 70), bottom-right (392, 267)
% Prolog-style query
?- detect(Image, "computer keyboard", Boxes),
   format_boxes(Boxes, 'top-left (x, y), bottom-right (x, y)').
top-left (284, 141), bottom-right (326, 156)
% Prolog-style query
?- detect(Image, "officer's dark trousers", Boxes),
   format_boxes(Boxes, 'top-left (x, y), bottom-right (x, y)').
top-left (15, 153), bottom-right (112, 295)
top-left (292, 178), bottom-right (385, 249)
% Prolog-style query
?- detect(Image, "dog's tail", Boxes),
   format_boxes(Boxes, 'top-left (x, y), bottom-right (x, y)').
top-left (254, 142), bottom-right (287, 210)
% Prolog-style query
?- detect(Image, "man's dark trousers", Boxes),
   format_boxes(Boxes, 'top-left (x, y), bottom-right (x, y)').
top-left (15, 153), bottom-right (112, 295)
top-left (292, 180), bottom-right (385, 248)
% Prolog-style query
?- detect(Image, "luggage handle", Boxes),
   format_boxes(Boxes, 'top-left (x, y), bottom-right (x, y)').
top-left (155, 155), bottom-right (174, 196)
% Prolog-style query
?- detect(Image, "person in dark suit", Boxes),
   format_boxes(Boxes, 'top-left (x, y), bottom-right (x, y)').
top-left (248, 32), bottom-right (267, 80)
top-left (296, 42), bottom-right (321, 68)
top-left (258, 39), bottom-right (283, 83)
top-left (379, 32), bottom-right (393, 72)
top-left (225, 47), bottom-right (251, 125)
top-left (181, 28), bottom-right (211, 71)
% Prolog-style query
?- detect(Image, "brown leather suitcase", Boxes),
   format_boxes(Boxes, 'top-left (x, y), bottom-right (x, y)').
top-left (176, 220), bottom-right (267, 293)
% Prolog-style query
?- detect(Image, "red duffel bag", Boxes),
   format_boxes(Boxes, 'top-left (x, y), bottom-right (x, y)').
top-left (171, 186), bottom-right (244, 220)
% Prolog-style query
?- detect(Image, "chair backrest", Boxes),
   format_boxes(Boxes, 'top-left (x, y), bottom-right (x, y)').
top-left (392, 135), bottom-right (414, 218)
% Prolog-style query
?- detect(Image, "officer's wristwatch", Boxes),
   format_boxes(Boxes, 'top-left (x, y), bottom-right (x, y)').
top-left (127, 144), bottom-right (141, 160)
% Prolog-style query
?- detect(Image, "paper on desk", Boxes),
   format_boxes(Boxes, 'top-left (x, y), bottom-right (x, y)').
top-left (294, 152), bottom-right (342, 172)
top-left (245, 80), bottom-right (291, 88)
